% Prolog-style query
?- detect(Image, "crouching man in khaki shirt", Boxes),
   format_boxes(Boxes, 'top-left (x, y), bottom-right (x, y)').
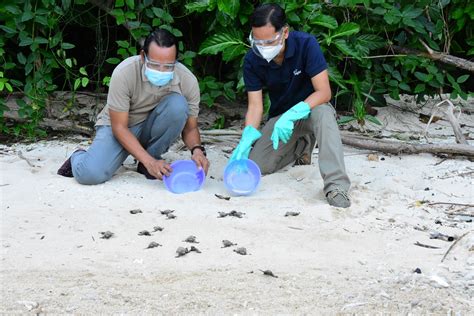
top-left (57, 28), bottom-right (209, 184)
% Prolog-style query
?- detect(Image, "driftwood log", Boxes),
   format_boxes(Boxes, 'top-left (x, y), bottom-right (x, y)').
top-left (392, 45), bottom-right (474, 73)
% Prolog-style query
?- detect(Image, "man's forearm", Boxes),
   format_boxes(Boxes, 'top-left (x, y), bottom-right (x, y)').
top-left (182, 126), bottom-right (202, 149)
top-left (304, 90), bottom-right (332, 109)
top-left (245, 105), bottom-right (263, 129)
top-left (112, 125), bottom-right (154, 164)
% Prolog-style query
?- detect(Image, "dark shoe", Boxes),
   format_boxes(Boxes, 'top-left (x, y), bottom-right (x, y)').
top-left (294, 135), bottom-right (314, 166)
top-left (137, 162), bottom-right (156, 180)
top-left (326, 190), bottom-right (351, 208)
top-left (294, 152), bottom-right (312, 166)
top-left (57, 149), bottom-right (85, 177)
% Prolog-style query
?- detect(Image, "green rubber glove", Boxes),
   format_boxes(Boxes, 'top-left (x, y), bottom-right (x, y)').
top-left (271, 101), bottom-right (311, 150)
top-left (229, 125), bottom-right (262, 162)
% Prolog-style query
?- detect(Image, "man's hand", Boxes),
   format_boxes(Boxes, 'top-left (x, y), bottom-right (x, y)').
top-left (271, 101), bottom-right (311, 150)
top-left (144, 159), bottom-right (172, 180)
top-left (192, 149), bottom-right (210, 174)
top-left (229, 125), bottom-right (262, 162)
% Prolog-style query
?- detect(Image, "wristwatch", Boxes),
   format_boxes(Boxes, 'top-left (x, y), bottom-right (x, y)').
top-left (190, 145), bottom-right (206, 156)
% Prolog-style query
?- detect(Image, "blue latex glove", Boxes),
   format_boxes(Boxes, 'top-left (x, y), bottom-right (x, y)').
top-left (271, 101), bottom-right (311, 150)
top-left (229, 125), bottom-right (262, 162)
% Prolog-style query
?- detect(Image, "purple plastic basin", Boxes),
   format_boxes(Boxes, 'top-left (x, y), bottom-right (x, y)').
top-left (223, 159), bottom-right (261, 196)
top-left (163, 160), bottom-right (205, 194)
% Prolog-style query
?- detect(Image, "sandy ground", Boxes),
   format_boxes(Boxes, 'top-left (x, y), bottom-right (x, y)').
top-left (1, 105), bottom-right (473, 313)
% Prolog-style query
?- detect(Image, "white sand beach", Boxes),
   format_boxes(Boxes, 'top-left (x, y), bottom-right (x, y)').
top-left (1, 105), bottom-right (473, 313)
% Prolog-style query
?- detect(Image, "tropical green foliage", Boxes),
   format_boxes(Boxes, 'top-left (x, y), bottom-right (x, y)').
top-left (1, 0), bottom-right (473, 137)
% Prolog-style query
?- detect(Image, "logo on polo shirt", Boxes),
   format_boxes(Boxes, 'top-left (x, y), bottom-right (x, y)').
top-left (293, 69), bottom-right (301, 76)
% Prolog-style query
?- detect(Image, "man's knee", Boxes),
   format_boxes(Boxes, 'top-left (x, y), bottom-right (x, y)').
top-left (311, 103), bottom-right (335, 121)
top-left (161, 93), bottom-right (188, 122)
top-left (72, 160), bottom-right (113, 185)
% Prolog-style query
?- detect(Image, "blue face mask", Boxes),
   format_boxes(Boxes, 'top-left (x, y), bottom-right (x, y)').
top-left (145, 66), bottom-right (174, 87)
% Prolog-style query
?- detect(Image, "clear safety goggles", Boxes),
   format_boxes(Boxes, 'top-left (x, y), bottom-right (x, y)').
top-left (145, 55), bottom-right (175, 72)
top-left (248, 28), bottom-right (284, 47)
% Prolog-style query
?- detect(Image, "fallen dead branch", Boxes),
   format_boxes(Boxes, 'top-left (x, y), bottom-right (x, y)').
top-left (414, 241), bottom-right (440, 249)
top-left (392, 45), bottom-right (474, 73)
top-left (441, 231), bottom-right (471, 262)
top-left (340, 131), bottom-right (474, 157)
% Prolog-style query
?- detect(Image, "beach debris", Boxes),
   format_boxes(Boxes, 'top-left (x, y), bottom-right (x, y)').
top-left (259, 269), bottom-right (278, 278)
top-left (218, 210), bottom-right (245, 218)
top-left (284, 211), bottom-right (300, 217)
top-left (99, 231), bottom-right (114, 239)
top-left (17, 301), bottom-right (39, 311)
top-left (430, 275), bottom-right (450, 288)
top-left (413, 268), bottom-right (422, 274)
top-left (129, 209), bottom-right (142, 214)
top-left (221, 240), bottom-right (237, 248)
top-left (175, 247), bottom-right (189, 258)
top-left (189, 246), bottom-right (201, 253)
top-left (183, 235), bottom-right (199, 243)
top-left (145, 242), bottom-right (162, 249)
top-left (430, 231), bottom-right (455, 242)
top-left (166, 213), bottom-right (177, 220)
top-left (441, 231), bottom-right (470, 262)
top-left (233, 247), bottom-right (247, 255)
top-left (215, 194), bottom-right (231, 200)
top-left (367, 154), bottom-right (379, 161)
top-left (153, 226), bottom-right (164, 232)
top-left (414, 241), bottom-right (440, 249)
top-left (160, 209), bottom-right (175, 215)
top-left (138, 230), bottom-right (152, 236)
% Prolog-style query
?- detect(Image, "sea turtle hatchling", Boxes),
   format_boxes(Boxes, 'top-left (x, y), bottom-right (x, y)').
top-left (221, 240), bottom-right (237, 248)
top-left (228, 210), bottom-right (245, 218)
top-left (259, 269), bottom-right (278, 278)
top-left (233, 247), bottom-right (247, 255)
top-left (175, 247), bottom-right (189, 258)
top-left (189, 246), bottom-right (201, 253)
top-left (183, 235), bottom-right (199, 243)
top-left (138, 230), bottom-right (152, 236)
top-left (145, 242), bottom-right (162, 249)
top-left (284, 211), bottom-right (300, 217)
top-left (160, 209), bottom-right (174, 215)
top-left (99, 231), bottom-right (114, 239)
top-left (166, 213), bottom-right (177, 220)
top-left (153, 226), bottom-right (164, 232)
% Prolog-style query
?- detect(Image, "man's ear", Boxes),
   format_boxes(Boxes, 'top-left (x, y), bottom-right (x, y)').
top-left (284, 26), bottom-right (290, 40)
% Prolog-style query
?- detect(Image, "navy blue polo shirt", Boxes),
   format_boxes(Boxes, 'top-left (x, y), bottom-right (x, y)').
top-left (243, 31), bottom-right (327, 119)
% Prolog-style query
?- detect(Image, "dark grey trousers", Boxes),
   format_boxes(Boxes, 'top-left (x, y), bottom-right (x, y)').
top-left (249, 103), bottom-right (350, 195)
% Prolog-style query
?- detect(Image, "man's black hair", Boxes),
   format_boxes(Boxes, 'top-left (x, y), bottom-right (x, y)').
top-left (250, 3), bottom-right (287, 31)
top-left (143, 28), bottom-right (178, 57)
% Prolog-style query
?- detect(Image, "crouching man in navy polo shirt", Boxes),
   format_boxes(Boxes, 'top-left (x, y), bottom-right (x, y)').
top-left (230, 3), bottom-right (351, 208)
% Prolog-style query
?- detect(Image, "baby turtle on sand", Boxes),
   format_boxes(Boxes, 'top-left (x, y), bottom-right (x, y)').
top-left (228, 210), bottom-right (245, 218)
top-left (233, 247), bottom-right (247, 255)
top-left (160, 209), bottom-right (174, 215)
top-left (99, 231), bottom-right (114, 239)
top-left (189, 246), bottom-right (201, 253)
top-left (166, 213), bottom-right (177, 220)
top-left (284, 211), bottom-right (300, 217)
top-left (218, 210), bottom-right (245, 218)
top-left (153, 226), bottom-right (164, 232)
top-left (145, 242), bottom-right (162, 249)
top-left (138, 230), bottom-right (152, 236)
top-left (175, 247), bottom-right (189, 258)
top-left (221, 240), bottom-right (237, 248)
top-left (259, 269), bottom-right (278, 278)
top-left (183, 235), bottom-right (199, 243)
top-left (129, 209), bottom-right (142, 214)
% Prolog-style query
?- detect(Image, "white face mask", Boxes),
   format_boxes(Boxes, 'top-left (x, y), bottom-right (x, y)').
top-left (256, 43), bottom-right (283, 62)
